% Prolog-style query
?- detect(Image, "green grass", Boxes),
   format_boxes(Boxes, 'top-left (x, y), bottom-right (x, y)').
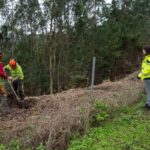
top-left (68, 99), bottom-right (150, 150)
top-left (0, 141), bottom-right (45, 150)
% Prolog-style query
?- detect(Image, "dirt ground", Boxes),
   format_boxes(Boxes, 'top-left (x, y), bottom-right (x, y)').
top-left (0, 72), bottom-right (144, 149)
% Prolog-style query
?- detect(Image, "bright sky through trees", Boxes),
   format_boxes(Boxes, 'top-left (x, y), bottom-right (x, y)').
top-left (106, 0), bottom-right (112, 3)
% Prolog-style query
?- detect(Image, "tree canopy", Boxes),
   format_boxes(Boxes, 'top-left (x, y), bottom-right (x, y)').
top-left (0, 0), bottom-right (149, 95)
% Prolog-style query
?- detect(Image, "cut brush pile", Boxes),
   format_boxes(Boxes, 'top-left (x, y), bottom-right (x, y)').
top-left (0, 72), bottom-right (144, 150)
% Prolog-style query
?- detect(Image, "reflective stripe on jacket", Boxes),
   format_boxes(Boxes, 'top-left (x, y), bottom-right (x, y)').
top-left (4, 63), bottom-right (24, 80)
top-left (138, 55), bottom-right (150, 80)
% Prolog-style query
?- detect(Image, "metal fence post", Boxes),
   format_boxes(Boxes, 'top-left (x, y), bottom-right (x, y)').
top-left (89, 57), bottom-right (96, 103)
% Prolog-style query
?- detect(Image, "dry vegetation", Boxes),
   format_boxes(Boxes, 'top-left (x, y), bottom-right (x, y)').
top-left (0, 72), bottom-right (144, 149)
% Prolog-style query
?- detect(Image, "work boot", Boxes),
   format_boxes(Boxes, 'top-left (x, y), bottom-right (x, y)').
top-left (18, 97), bottom-right (28, 109)
top-left (144, 103), bottom-right (150, 110)
top-left (0, 103), bottom-right (4, 116)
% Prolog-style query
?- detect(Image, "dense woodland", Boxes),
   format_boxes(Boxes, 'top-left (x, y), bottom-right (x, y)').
top-left (0, 0), bottom-right (149, 95)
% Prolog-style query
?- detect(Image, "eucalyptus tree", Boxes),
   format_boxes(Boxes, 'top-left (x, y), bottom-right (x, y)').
top-left (0, 0), bottom-right (5, 9)
top-left (43, 0), bottom-right (73, 93)
top-left (12, 0), bottom-right (47, 94)
top-left (132, 0), bottom-right (150, 44)
top-left (0, 0), bottom-right (12, 53)
top-left (1, 0), bottom-right (148, 95)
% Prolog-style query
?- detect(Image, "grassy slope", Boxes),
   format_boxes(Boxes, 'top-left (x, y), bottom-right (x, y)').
top-left (68, 96), bottom-right (150, 150)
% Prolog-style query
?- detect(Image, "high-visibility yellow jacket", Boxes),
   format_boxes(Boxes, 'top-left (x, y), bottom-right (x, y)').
top-left (138, 55), bottom-right (150, 80)
top-left (4, 63), bottom-right (24, 80)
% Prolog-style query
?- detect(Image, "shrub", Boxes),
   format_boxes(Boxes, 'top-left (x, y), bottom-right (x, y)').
top-left (90, 101), bottom-right (109, 126)
top-left (0, 144), bottom-right (7, 150)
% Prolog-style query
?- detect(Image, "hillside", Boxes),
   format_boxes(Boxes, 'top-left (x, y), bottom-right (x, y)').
top-left (0, 72), bottom-right (144, 149)
top-left (68, 97), bottom-right (150, 150)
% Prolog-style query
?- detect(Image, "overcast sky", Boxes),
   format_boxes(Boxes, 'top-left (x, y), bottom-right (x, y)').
top-left (39, 0), bottom-right (112, 3)
top-left (0, 0), bottom-right (112, 26)
top-left (106, 0), bottom-right (112, 3)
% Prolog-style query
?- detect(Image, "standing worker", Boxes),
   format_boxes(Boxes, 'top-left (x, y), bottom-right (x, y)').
top-left (138, 45), bottom-right (150, 109)
top-left (0, 52), bottom-right (10, 114)
top-left (4, 59), bottom-right (25, 102)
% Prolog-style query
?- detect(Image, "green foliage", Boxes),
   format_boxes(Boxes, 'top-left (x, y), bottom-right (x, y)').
top-left (91, 102), bottom-right (109, 125)
top-left (0, 142), bottom-right (46, 150)
top-left (0, 0), bottom-right (4, 9)
top-left (9, 139), bottom-right (21, 150)
top-left (36, 143), bottom-right (46, 150)
top-left (68, 100), bottom-right (150, 150)
top-left (0, 139), bottom-right (21, 150)
top-left (1, 0), bottom-right (149, 95)
top-left (0, 144), bottom-right (7, 150)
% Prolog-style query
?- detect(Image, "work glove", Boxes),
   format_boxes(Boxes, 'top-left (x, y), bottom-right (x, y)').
top-left (136, 76), bottom-right (141, 80)
top-left (8, 77), bottom-right (13, 81)
top-left (8, 77), bottom-right (19, 83)
top-left (13, 77), bottom-right (19, 81)
top-left (12, 77), bottom-right (19, 84)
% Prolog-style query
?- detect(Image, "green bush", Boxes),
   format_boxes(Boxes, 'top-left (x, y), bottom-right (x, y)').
top-left (36, 143), bottom-right (46, 150)
top-left (0, 144), bottom-right (7, 150)
top-left (91, 101), bottom-right (109, 126)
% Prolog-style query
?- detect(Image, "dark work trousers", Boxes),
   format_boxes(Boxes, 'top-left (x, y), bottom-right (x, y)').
top-left (12, 79), bottom-right (25, 100)
top-left (144, 79), bottom-right (150, 106)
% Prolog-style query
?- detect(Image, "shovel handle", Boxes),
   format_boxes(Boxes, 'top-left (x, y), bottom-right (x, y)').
top-left (7, 79), bottom-right (20, 101)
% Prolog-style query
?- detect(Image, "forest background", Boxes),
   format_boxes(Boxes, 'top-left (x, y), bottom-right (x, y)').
top-left (0, 0), bottom-right (149, 95)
